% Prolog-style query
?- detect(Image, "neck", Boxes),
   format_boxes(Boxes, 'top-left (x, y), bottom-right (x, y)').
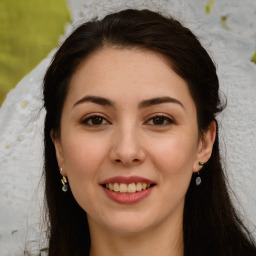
top-left (88, 213), bottom-right (183, 256)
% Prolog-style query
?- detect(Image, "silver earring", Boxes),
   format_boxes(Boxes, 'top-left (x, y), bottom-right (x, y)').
top-left (196, 161), bottom-right (204, 186)
top-left (195, 173), bottom-right (202, 186)
top-left (59, 168), bottom-right (68, 192)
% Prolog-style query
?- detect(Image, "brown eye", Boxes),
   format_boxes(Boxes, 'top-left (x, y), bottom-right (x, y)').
top-left (146, 115), bottom-right (174, 126)
top-left (91, 116), bottom-right (104, 125)
top-left (82, 115), bottom-right (109, 126)
top-left (152, 116), bottom-right (165, 125)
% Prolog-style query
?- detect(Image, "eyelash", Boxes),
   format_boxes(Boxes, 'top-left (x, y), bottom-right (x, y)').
top-left (145, 115), bottom-right (175, 126)
top-left (81, 114), bottom-right (110, 126)
top-left (81, 114), bottom-right (175, 127)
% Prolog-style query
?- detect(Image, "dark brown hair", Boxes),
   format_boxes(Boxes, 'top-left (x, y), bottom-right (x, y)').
top-left (43, 9), bottom-right (256, 256)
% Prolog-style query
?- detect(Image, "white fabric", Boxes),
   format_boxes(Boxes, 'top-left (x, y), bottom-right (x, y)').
top-left (0, 0), bottom-right (256, 255)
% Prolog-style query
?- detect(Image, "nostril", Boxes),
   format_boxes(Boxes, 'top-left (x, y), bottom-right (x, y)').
top-left (114, 158), bottom-right (142, 165)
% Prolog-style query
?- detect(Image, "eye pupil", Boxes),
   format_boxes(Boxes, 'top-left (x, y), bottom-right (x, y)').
top-left (92, 116), bottom-right (103, 125)
top-left (153, 117), bottom-right (165, 125)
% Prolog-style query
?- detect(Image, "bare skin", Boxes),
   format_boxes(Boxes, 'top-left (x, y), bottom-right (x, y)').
top-left (52, 47), bottom-right (216, 256)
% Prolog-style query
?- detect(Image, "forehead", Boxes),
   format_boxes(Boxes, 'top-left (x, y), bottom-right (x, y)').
top-left (66, 47), bottom-right (195, 110)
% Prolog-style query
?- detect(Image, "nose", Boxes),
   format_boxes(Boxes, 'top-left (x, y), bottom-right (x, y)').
top-left (109, 124), bottom-right (146, 167)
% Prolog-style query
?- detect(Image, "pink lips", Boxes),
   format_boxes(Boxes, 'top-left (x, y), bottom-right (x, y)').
top-left (100, 176), bottom-right (155, 204)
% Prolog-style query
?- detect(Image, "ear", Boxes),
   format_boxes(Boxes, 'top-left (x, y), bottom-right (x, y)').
top-left (50, 130), bottom-right (67, 176)
top-left (193, 121), bottom-right (216, 173)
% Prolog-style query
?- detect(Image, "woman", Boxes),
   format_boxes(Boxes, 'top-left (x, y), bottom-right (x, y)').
top-left (43, 9), bottom-right (256, 256)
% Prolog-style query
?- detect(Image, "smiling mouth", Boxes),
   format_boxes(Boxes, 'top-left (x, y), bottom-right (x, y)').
top-left (102, 182), bottom-right (155, 193)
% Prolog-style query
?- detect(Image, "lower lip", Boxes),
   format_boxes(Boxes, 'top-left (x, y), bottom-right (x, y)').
top-left (102, 186), bottom-right (154, 204)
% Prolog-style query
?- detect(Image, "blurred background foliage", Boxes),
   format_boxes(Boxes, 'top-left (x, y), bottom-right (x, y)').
top-left (0, 0), bottom-right (70, 105)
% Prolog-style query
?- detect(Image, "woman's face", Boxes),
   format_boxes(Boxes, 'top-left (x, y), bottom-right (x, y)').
top-left (53, 47), bottom-right (214, 235)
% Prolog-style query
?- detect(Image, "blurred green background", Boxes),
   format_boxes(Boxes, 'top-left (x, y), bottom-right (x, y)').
top-left (0, 0), bottom-right (70, 105)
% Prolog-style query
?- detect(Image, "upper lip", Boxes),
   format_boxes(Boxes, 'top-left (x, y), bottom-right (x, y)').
top-left (100, 176), bottom-right (155, 185)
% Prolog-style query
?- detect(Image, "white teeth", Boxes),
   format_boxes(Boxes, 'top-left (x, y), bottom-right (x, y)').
top-left (142, 183), bottom-right (147, 190)
top-left (136, 182), bottom-right (142, 191)
top-left (109, 183), bottom-right (114, 191)
top-left (120, 183), bottom-right (128, 193)
top-left (128, 183), bottom-right (136, 193)
top-left (113, 183), bottom-right (119, 192)
top-left (105, 182), bottom-right (152, 193)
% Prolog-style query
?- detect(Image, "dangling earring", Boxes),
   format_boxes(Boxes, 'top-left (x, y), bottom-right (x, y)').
top-left (195, 161), bottom-right (204, 186)
top-left (59, 168), bottom-right (68, 192)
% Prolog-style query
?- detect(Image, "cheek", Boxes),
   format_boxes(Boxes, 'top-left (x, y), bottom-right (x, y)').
top-left (151, 138), bottom-right (197, 212)
top-left (60, 133), bottom-right (110, 196)
top-left (61, 135), bottom-right (109, 212)
top-left (62, 131), bottom-right (107, 171)
top-left (148, 132), bottom-right (198, 187)
top-left (152, 136), bottom-right (197, 168)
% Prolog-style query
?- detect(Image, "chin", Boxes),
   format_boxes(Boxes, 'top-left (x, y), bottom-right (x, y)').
top-left (107, 222), bottom-right (150, 235)
top-left (99, 211), bottom-right (157, 235)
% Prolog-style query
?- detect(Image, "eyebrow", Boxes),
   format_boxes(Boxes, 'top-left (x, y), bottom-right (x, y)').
top-left (138, 96), bottom-right (184, 109)
top-left (73, 95), bottom-right (184, 109)
top-left (73, 95), bottom-right (115, 108)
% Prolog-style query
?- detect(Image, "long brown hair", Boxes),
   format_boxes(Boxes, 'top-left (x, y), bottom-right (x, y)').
top-left (43, 9), bottom-right (256, 256)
